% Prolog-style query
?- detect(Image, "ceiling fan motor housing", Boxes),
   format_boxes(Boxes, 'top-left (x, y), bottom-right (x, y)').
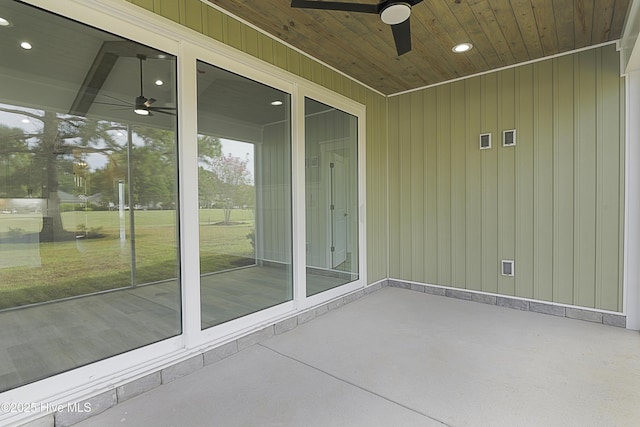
top-left (380, 2), bottom-right (411, 25)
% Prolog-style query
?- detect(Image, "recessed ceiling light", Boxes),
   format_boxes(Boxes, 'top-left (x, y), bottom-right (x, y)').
top-left (270, 100), bottom-right (283, 106)
top-left (21, 119), bottom-right (30, 124)
top-left (155, 79), bottom-right (164, 86)
top-left (20, 41), bottom-right (32, 50)
top-left (452, 43), bottom-right (473, 53)
top-left (0, 17), bottom-right (11, 27)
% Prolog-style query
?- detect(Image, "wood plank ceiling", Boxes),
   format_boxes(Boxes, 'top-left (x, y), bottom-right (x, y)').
top-left (207, 0), bottom-right (630, 95)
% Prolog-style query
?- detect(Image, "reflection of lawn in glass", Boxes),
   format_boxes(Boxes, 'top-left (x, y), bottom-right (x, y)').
top-left (0, 209), bottom-right (254, 310)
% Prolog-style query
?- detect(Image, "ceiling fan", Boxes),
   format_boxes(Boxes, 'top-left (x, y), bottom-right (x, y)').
top-left (94, 54), bottom-right (176, 116)
top-left (290, 0), bottom-right (424, 56)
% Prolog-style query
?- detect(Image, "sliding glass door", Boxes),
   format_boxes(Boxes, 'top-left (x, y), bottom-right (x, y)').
top-left (197, 61), bottom-right (292, 328)
top-left (304, 98), bottom-right (359, 296)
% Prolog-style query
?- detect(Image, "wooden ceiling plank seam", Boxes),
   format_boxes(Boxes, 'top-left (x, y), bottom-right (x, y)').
top-left (272, 2), bottom-right (408, 93)
top-left (506, 0), bottom-right (545, 59)
top-left (610, 0), bottom-right (632, 40)
top-left (419, 1), bottom-right (489, 76)
top-left (468, 0), bottom-right (518, 66)
top-left (398, 12), bottom-right (464, 85)
top-left (443, 0), bottom-right (503, 73)
top-left (574, 0), bottom-right (595, 48)
top-left (551, 0), bottom-right (575, 52)
top-left (530, 0), bottom-right (560, 55)
top-left (487, 0), bottom-right (531, 63)
top-left (590, 0), bottom-right (616, 43)
top-left (204, 0), bottom-right (386, 95)
top-left (304, 11), bottom-right (409, 93)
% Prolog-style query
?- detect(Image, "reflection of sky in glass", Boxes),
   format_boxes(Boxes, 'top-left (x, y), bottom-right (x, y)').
top-left (0, 104), bottom-right (127, 171)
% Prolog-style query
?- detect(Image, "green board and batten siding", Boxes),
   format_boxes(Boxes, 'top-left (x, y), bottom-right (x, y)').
top-left (126, 1), bottom-right (624, 312)
top-left (125, 0), bottom-right (389, 284)
top-left (389, 44), bottom-right (624, 312)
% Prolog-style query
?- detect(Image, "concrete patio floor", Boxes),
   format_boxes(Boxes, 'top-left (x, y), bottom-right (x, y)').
top-left (73, 286), bottom-right (640, 427)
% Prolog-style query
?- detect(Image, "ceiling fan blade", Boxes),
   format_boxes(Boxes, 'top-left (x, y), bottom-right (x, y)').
top-left (291, 0), bottom-right (380, 14)
top-left (93, 101), bottom-right (131, 107)
top-left (149, 108), bottom-right (176, 116)
top-left (391, 18), bottom-right (411, 56)
top-left (101, 94), bottom-right (131, 105)
top-left (149, 106), bottom-right (177, 111)
top-left (144, 98), bottom-right (156, 107)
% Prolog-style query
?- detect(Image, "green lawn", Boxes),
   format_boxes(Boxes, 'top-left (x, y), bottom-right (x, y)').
top-left (0, 208), bottom-right (254, 309)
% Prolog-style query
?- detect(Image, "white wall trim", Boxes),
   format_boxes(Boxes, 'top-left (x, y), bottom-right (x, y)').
top-left (624, 69), bottom-right (640, 329)
top-left (389, 41), bottom-right (620, 98)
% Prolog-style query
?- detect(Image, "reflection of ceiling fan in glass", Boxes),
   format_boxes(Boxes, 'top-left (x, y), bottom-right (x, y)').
top-left (95, 54), bottom-right (176, 116)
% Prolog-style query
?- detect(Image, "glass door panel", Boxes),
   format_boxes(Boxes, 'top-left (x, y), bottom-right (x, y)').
top-left (305, 98), bottom-right (359, 296)
top-left (197, 61), bottom-right (293, 328)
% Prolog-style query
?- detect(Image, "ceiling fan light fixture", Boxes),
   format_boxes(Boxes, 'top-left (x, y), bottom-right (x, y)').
top-left (452, 42), bottom-right (473, 53)
top-left (134, 107), bottom-right (150, 116)
top-left (380, 3), bottom-right (411, 25)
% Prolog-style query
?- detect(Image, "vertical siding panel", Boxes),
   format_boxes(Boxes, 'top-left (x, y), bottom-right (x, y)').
top-left (410, 92), bottom-right (425, 282)
top-left (273, 43), bottom-right (288, 71)
top-left (451, 81), bottom-right (467, 288)
top-left (399, 98), bottom-right (413, 278)
top-left (515, 65), bottom-right (535, 299)
top-left (203, 6), bottom-right (224, 42)
top-left (574, 50), bottom-right (597, 308)
top-left (223, 15), bottom-right (243, 51)
top-left (366, 91), bottom-right (379, 281)
top-left (481, 74), bottom-right (498, 293)
top-left (597, 45), bottom-right (622, 311)
top-left (287, 49), bottom-right (301, 76)
top-left (242, 26), bottom-right (260, 58)
top-left (130, 0), bottom-right (154, 11)
top-left (321, 68), bottom-right (333, 91)
top-left (258, 33), bottom-right (274, 64)
top-left (533, 60), bottom-right (554, 301)
top-left (388, 97), bottom-right (401, 278)
top-left (379, 95), bottom-right (389, 282)
top-left (182, 0), bottom-right (202, 32)
top-left (332, 73), bottom-right (343, 97)
top-left (618, 58), bottom-right (626, 312)
top-left (341, 78), bottom-right (353, 100)
top-left (437, 85), bottom-right (452, 286)
top-left (299, 55), bottom-right (313, 81)
top-left (554, 55), bottom-right (576, 304)
top-left (311, 61), bottom-right (324, 86)
top-left (424, 89), bottom-right (439, 283)
top-left (154, 0), bottom-right (179, 22)
top-left (466, 77), bottom-right (483, 291)
top-left (498, 69), bottom-right (516, 295)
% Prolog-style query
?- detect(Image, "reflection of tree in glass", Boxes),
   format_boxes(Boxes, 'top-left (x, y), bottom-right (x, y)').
top-left (210, 154), bottom-right (251, 225)
top-left (197, 135), bottom-right (255, 223)
top-left (0, 106), bottom-right (121, 242)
